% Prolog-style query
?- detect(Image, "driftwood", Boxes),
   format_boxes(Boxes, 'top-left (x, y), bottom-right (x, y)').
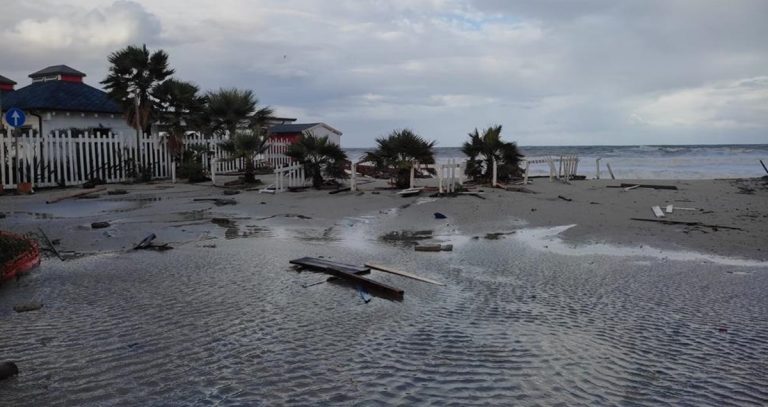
top-left (37, 228), bottom-right (64, 261)
top-left (329, 187), bottom-right (351, 195)
top-left (630, 218), bottom-right (743, 230)
top-left (365, 263), bottom-right (445, 286)
top-left (761, 160), bottom-right (768, 175)
top-left (558, 195), bottom-right (573, 202)
top-left (46, 186), bottom-right (107, 204)
top-left (505, 186), bottom-right (538, 194)
top-left (290, 257), bottom-right (370, 275)
top-left (193, 198), bottom-right (237, 206)
top-left (621, 183), bottom-right (678, 190)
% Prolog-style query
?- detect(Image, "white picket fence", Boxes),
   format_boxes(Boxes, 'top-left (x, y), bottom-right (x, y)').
top-left (273, 162), bottom-right (306, 192)
top-left (1, 130), bottom-right (171, 190)
top-left (184, 133), bottom-right (293, 175)
top-left (521, 155), bottom-right (579, 184)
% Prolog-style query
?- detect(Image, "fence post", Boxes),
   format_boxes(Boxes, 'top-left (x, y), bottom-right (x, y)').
top-left (606, 162), bottom-right (615, 180)
top-left (492, 157), bottom-right (498, 188)
top-left (595, 158), bottom-right (601, 179)
top-left (351, 162), bottom-right (357, 191)
top-left (410, 164), bottom-right (415, 189)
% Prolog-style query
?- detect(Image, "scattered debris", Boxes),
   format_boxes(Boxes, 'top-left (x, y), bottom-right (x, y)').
top-left (621, 183), bottom-right (678, 190)
top-left (37, 227), bottom-right (64, 261)
top-left (414, 244), bottom-right (441, 252)
top-left (290, 257), bottom-right (370, 275)
top-left (13, 302), bottom-right (43, 313)
top-left (505, 186), bottom-right (538, 194)
top-left (133, 233), bottom-right (173, 251)
top-left (0, 213), bottom-right (5, 219)
top-left (365, 263), bottom-right (445, 286)
top-left (665, 204), bottom-right (674, 214)
top-left (0, 362), bottom-right (19, 380)
top-left (630, 218), bottom-right (743, 231)
top-left (91, 221), bottom-right (110, 229)
top-left (46, 186), bottom-right (107, 204)
top-left (371, 191), bottom-right (380, 195)
top-left (259, 185), bottom-right (276, 194)
top-left (558, 195), bottom-right (573, 202)
top-left (211, 218), bottom-right (233, 226)
top-left (484, 232), bottom-right (515, 240)
top-left (624, 184), bottom-right (640, 191)
top-left (440, 244), bottom-right (453, 252)
top-left (434, 212), bottom-right (447, 219)
top-left (356, 285), bottom-right (372, 303)
top-left (107, 189), bottom-right (128, 195)
top-left (652, 206), bottom-right (665, 218)
top-left (193, 198), bottom-right (237, 206)
top-left (329, 187), bottom-right (351, 195)
top-left (223, 190), bottom-right (240, 196)
top-left (590, 201), bottom-right (600, 205)
top-left (397, 187), bottom-right (422, 197)
top-left (760, 159), bottom-right (768, 175)
top-left (290, 257), bottom-right (402, 300)
top-left (133, 233), bottom-right (156, 250)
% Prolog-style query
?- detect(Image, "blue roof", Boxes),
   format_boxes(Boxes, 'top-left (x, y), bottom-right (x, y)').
top-left (1, 81), bottom-right (122, 114)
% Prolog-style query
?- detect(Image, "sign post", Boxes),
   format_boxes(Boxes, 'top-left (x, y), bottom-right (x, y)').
top-left (5, 107), bottom-right (27, 188)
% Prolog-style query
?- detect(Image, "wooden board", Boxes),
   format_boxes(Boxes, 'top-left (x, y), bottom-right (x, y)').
top-left (665, 204), bottom-right (674, 214)
top-left (317, 266), bottom-right (404, 300)
top-left (652, 206), bottom-right (665, 218)
top-left (290, 257), bottom-right (370, 275)
top-left (365, 263), bottom-right (445, 286)
top-left (620, 183), bottom-right (678, 190)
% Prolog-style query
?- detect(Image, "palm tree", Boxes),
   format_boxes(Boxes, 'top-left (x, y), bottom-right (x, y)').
top-left (284, 132), bottom-right (348, 188)
top-left (205, 88), bottom-right (273, 138)
top-left (207, 88), bottom-right (274, 183)
top-left (102, 44), bottom-right (174, 135)
top-left (462, 125), bottom-right (523, 182)
top-left (364, 129), bottom-right (436, 188)
top-left (153, 79), bottom-right (206, 157)
top-left (219, 132), bottom-right (270, 183)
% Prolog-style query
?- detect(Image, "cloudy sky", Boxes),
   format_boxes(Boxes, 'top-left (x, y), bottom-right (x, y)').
top-left (2, 0), bottom-right (766, 147)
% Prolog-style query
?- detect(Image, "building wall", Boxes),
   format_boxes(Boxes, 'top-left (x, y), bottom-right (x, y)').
top-left (1, 110), bottom-right (134, 135)
top-left (307, 125), bottom-right (341, 146)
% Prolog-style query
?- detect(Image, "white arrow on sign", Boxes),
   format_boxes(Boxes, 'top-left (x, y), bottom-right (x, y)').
top-left (11, 111), bottom-right (20, 127)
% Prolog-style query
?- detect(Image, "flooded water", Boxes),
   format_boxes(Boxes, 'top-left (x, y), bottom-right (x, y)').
top-left (1, 213), bottom-right (767, 405)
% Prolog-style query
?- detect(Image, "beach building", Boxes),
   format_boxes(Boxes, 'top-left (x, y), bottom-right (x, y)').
top-left (0, 65), bottom-right (133, 135)
top-left (268, 122), bottom-right (342, 146)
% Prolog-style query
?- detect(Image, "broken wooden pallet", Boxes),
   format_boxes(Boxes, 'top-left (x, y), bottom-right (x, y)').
top-left (290, 257), bottom-right (404, 300)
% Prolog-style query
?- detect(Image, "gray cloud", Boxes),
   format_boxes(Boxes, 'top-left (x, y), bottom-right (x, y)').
top-left (2, 0), bottom-right (766, 146)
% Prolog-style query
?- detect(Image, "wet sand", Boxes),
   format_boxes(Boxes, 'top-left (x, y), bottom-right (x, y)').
top-left (0, 177), bottom-right (767, 405)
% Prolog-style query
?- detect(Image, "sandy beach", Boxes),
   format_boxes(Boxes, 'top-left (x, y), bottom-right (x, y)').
top-left (1, 176), bottom-right (767, 405)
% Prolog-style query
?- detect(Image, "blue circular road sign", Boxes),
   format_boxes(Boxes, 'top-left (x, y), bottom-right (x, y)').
top-left (4, 107), bottom-right (26, 128)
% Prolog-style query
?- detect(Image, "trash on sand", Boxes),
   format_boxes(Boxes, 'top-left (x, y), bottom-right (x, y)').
top-left (356, 285), bottom-right (372, 303)
top-left (630, 218), bottom-right (743, 231)
top-left (290, 257), bottom-right (370, 274)
top-left (107, 189), bottom-right (128, 195)
top-left (557, 195), bottom-right (573, 202)
top-left (397, 187), bottom-right (422, 197)
top-left (665, 204), bottom-right (674, 214)
top-left (441, 244), bottom-right (453, 251)
top-left (91, 221), bottom-right (110, 229)
top-left (133, 233), bottom-right (173, 251)
top-left (365, 263), bottom-right (445, 286)
top-left (259, 185), bottom-right (276, 194)
top-left (223, 190), bottom-right (240, 196)
top-left (624, 184), bottom-right (640, 191)
top-left (193, 198), bottom-right (237, 206)
top-left (290, 257), bottom-right (403, 300)
top-left (37, 227), bottom-right (64, 261)
top-left (414, 244), bottom-right (442, 252)
top-left (652, 206), bottom-right (665, 218)
top-left (607, 183), bottom-right (678, 190)
top-left (434, 212), bottom-right (447, 219)
top-left (327, 187), bottom-right (350, 195)
top-left (46, 186), bottom-right (107, 204)
top-left (0, 362), bottom-right (19, 380)
top-left (13, 302), bottom-right (43, 313)
top-left (211, 218), bottom-right (233, 226)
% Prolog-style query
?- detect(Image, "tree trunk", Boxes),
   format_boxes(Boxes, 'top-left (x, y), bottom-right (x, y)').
top-left (243, 158), bottom-right (256, 183)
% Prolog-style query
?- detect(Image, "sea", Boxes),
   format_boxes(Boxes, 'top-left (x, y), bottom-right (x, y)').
top-left (344, 144), bottom-right (768, 180)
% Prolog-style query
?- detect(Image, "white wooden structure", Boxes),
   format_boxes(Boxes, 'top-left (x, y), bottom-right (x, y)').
top-left (273, 162), bottom-right (306, 192)
top-left (437, 160), bottom-right (465, 193)
top-left (1, 130), bottom-right (171, 190)
top-left (520, 155), bottom-right (579, 184)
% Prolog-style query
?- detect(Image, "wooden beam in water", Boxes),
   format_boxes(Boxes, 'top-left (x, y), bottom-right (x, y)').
top-left (323, 266), bottom-right (404, 300)
top-left (290, 257), bottom-right (370, 275)
top-left (365, 263), bottom-right (445, 286)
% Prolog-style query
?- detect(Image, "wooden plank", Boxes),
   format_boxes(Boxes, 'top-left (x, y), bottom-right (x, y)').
top-left (290, 257), bottom-right (370, 275)
top-left (46, 186), bottom-right (107, 204)
top-left (321, 266), bottom-right (404, 300)
top-left (665, 204), bottom-right (674, 214)
top-left (652, 205), bottom-right (665, 218)
top-left (620, 183), bottom-right (678, 190)
top-left (365, 263), bottom-right (445, 286)
top-left (630, 218), bottom-right (743, 230)
top-left (624, 184), bottom-right (640, 191)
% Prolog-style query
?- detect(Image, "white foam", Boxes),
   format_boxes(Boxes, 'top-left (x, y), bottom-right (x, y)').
top-left (514, 225), bottom-right (768, 267)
